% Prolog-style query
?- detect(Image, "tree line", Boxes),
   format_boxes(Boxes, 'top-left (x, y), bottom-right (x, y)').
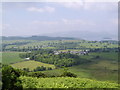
top-left (19, 50), bottom-right (88, 67)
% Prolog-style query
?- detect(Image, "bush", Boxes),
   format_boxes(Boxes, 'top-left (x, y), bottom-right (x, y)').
top-left (61, 72), bottom-right (77, 78)
top-left (27, 72), bottom-right (46, 78)
top-left (23, 68), bottom-right (29, 72)
top-left (48, 67), bottom-right (52, 70)
top-left (2, 65), bottom-right (23, 90)
top-left (34, 66), bottom-right (46, 72)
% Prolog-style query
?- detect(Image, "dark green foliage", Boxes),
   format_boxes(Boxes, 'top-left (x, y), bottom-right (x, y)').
top-left (2, 65), bottom-right (23, 90)
top-left (27, 72), bottom-right (46, 78)
top-left (61, 67), bottom-right (77, 77)
top-left (19, 52), bottom-right (32, 59)
top-left (34, 66), bottom-right (53, 72)
top-left (23, 68), bottom-right (29, 72)
top-left (61, 72), bottom-right (77, 77)
top-left (48, 67), bottom-right (52, 70)
top-left (34, 66), bottom-right (46, 71)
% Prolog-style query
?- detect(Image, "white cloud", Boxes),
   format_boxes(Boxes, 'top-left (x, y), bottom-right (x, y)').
top-left (29, 19), bottom-right (96, 34)
top-left (27, 6), bottom-right (55, 13)
top-left (62, 18), bottom-right (96, 26)
top-left (60, 1), bottom-right (84, 9)
top-left (84, 2), bottom-right (117, 11)
top-left (59, 1), bottom-right (117, 11)
top-left (32, 19), bottom-right (95, 26)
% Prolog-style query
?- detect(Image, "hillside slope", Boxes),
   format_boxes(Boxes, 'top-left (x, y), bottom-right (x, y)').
top-left (20, 76), bottom-right (119, 88)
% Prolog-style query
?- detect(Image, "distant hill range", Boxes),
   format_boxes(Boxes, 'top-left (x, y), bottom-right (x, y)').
top-left (41, 30), bottom-right (117, 41)
top-left (1, 36), bottom-right (81, 41)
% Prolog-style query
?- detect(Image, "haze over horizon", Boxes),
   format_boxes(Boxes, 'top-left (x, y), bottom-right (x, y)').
top-left (1, 1), bottom-right (118, 40)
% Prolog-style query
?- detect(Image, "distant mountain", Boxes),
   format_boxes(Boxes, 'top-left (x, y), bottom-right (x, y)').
top-left (2, 36), bottom-right (80, 41)
top-left (42, 30), bottom-right (117, 41)
top-left (1, 30), bottom-right (117, 41)
top-left (103, 37), bottom-right (112, 40)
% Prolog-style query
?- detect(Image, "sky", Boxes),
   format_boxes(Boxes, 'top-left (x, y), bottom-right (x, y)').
top-left (1, 1), bottom-right (118, 40)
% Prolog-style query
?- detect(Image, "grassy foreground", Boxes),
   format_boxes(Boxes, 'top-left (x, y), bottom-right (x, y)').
top-left (20, 76), bottom-right (119, 88)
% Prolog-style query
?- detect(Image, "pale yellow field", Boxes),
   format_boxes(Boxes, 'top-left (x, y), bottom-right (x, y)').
top-left (11, 60), bottom-right (55, 71)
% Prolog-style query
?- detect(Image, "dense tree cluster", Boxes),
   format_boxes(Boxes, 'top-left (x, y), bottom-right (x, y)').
top-left (2, 65), bottom-right (23, 90)
top-left (19, 50), bottom-right (87, 67)
top-left (34, 66), bottom-right (52, 72)
top-left (22, 66), bottom-right (52, 72)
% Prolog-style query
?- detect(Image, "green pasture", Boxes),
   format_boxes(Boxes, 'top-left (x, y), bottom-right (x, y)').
top-left (1, 52), bottom-right (25, 64)
top-left (11, 60), bottom-right (55, 71)
top-left (1, 50), bottom-right (118, 83)
top-left (42, 59), bottom-right (118, 83)
top-left (42, 52), bottom-right (118, 82)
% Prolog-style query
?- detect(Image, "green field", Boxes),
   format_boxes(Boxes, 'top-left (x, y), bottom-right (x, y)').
top-left (1, 51), bottom-right (118, 82)
top-left (89, 52), bottom-right (118, 60)
top-left (11, 60), bottom-right (55, 71)
top-left (2, 40), bottom-right (118, 50)
top-left (42, 60), bottom-right (118, 83)
top-left (1, 52), bottom-right (25, 64)
top-left (79, 52), bottom-right (118, 60)
top-left (42, 52), bottom-right (118, 82)
top-left (20, 76), bottom-right (119, 88)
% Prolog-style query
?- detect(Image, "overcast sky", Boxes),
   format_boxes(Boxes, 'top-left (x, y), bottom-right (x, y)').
top-left (1, 1), bottom-right (118, 39)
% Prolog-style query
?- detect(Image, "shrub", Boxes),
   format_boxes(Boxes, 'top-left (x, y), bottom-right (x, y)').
top-left (23, 68), bottom-right (29, 72)
top-left (27, 72), bottom-right (46, 78)
top-left (34, 66), bottom-right (46, 72)
top-left (61, 72), bottom-right (77, 78)
top-left (2, 65), bottom-right (22, 90)
top-left (48, 67), bottom-right (52, 70)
